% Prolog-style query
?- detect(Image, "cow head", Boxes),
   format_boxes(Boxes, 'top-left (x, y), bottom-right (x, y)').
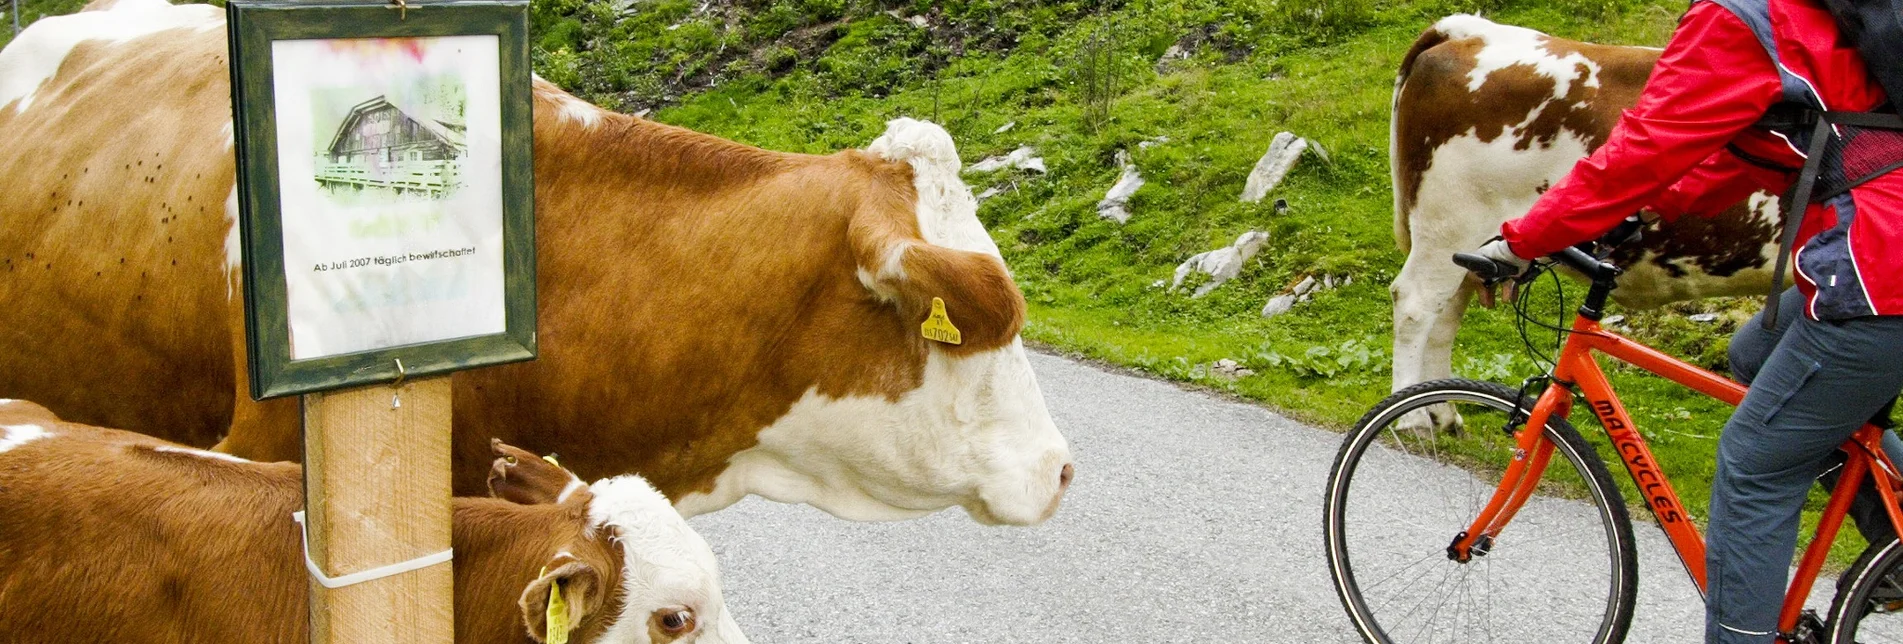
top-left (674, 119), bottom-right (1074, 526)
top-left (490, 443), bottom-right (748, 644)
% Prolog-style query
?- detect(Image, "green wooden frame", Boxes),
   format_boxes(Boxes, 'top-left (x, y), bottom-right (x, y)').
top-left (227, 0), bottom-right (535, 399)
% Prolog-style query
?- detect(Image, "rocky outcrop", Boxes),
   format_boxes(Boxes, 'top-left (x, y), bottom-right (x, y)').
top-left (1169, 231), bottom-right (1271, 298)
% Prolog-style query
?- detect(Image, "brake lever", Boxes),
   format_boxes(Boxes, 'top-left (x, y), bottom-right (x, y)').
top-left (1590, 215), bottom-right (1646, 259)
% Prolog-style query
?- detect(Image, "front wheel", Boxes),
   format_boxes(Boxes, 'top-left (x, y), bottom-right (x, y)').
top-left (1827, 538), bottom-right (1903, 642)
top-left (1323, 379), bottom-right (1639, 643)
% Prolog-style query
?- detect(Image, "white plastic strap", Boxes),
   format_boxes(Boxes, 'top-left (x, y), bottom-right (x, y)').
top-left (291, 511), bottom-right (454, 589)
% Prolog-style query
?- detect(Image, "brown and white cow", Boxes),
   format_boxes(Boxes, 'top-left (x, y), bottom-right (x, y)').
top-left (0, 398), bottom-right (747, 644)
top-left (0, 1), bottom-right (1072, 524)
top-left (1390, 15), bottom-right (1784, 430)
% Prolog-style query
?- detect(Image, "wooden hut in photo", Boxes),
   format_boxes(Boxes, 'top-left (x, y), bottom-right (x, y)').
top-left (315, 95), bottom-right (468, 197)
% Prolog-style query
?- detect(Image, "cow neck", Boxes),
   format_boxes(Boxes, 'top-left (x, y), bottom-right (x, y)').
top-left (531, 97), bottom-right (793, 195)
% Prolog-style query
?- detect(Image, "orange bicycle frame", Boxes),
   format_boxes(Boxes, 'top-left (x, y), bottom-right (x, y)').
top-left (1448, 314), bottom-right (1903, 638)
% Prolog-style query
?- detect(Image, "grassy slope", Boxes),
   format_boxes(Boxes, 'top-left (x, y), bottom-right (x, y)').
top-left (3, 0), bottom-right (1858, 562)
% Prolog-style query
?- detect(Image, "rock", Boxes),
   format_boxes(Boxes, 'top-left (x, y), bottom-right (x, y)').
top-left (1241, 132), bottom-right (1309, 203)
top-left (1689, 313), bottom-right (1719, 323)
top-left (1273, 198), bottom-right (1288, 215)
top-left (1292, 275), bottom-right (1320, 296)
top-left (976, 186), bottom-right (1004, 202)
top-left (1208, 359), bottom-right (1255, 381)
top-left (1260, 294), bottom-right (1298, 318)
top-left (1603, 314), bottom-right (1626, 325)
top-left (1097, 150), bottom-right (1146, 224)
top-left (994, 121), bottom-right (1016, 134)
top-left (1308, 139), bottom-right (1331, 164)
top-left (1155, 44), bottom-right (1191, 73)
top-left (884, 9), bottom-right (928, 27)
top-left (1169, 231), bottom-right (1272, 298)
top-left (1260, 273), bottom-right (1349, 318)
top-left (1138, 135), bottom-right (1171, 150)
top-left (967, 146), bottom-right (1046, 174)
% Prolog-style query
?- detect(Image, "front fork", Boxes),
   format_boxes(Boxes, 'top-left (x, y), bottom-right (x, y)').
top-left (1447, 381), bottom-right (1575, 562)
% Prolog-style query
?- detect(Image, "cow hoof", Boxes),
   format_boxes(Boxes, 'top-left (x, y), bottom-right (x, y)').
top-left (1395, 404), bottom-right (1465, 438)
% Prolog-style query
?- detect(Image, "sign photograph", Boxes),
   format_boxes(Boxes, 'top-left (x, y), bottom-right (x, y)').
top-left (228, 0), bottom-right (534, 398)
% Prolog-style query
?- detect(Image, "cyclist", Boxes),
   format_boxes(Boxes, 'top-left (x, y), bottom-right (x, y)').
top-left (1463, 0), bottom-right (1903, 641)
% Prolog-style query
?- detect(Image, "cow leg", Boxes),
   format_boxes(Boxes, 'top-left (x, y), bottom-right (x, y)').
top-left (1391, 248), bottom-right (1476, 434)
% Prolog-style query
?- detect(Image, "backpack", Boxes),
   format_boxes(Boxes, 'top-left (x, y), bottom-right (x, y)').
top-left (1821, 0), bottom-right (1903, 110)
top-left (1712, 0), bottom-right (1903, 325)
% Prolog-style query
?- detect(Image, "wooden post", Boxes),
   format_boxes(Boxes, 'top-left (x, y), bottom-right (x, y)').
top-left (302, 375), bottom-right (454, 644)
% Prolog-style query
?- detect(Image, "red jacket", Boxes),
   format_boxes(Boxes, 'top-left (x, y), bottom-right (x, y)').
top-left (1500, 0), bottom-right (1903, 320)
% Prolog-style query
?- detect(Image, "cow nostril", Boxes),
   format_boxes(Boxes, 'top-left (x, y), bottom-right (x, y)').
top-left (1059, 463), bottom-right (1075, 488)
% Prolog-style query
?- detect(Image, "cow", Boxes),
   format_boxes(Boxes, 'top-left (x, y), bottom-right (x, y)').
top-left (0, 398), bottom-right (748, 644)
top-left (1389, 14), bottom-right (1785, 431)
top-left (0, 0), bottom-right (1073, 525)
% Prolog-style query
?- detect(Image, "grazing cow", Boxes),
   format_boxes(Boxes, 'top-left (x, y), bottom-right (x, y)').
top-left (1389, 14), bottom-right (1784, 430)
top-left (0, 399), bottom-right (748, 644)
top-left (0, 1), bottom-right (1072, 525)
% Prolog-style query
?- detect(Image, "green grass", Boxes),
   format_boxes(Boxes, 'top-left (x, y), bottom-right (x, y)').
top-left (4, 0), bottom-right (1872, 567)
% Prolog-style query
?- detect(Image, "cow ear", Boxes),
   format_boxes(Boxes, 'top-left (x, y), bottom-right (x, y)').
top-left (886, 243), bottom-right (1027, 355)
top-left (519, 560), bottom-right (606, 644)
top-left (488, 439), bottom-right (589, 506)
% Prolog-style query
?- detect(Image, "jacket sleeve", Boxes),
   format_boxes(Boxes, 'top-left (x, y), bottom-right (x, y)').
top-left (1648, 147), bottom-right (1789, 220)
top-left (1500, 1), bottom-right (1786, 258)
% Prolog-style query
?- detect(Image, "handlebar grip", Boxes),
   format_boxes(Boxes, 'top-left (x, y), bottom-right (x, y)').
top-left (1452, 252), bottom-right (1520, 282)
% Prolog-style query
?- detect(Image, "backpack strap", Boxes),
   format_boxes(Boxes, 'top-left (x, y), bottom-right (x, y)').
top-left (1706, 0), bottom-right (1828, 109)
top-left (1763, 112), bottom-right (1834, 329)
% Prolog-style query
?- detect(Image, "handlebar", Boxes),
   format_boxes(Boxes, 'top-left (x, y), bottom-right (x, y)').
top-left (1452, 252), bottom-right (1521, 282)
top-left (1452, 215), bottom-right (1645, 285)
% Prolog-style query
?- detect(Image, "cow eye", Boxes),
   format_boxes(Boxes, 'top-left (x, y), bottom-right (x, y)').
top-left (657, 608), bottom-right (696, 634)
top-left (502, 455), bottom-right (518, 466)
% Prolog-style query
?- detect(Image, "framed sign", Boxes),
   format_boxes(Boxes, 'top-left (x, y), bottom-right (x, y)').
top-left (228, 0), bottom-right (535, 398)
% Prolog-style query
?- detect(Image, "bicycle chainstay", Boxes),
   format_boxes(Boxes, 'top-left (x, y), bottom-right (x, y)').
top-left (1783, 610), bottom-right (1826, 644)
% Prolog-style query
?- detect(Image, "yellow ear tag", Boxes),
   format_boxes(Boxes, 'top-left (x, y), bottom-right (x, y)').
top-left (546, 577), bottom-right (571, 644)
top-left (920, 297), bottom-right (963, 345)
top-left (541, 454), bottom-right (561, 467)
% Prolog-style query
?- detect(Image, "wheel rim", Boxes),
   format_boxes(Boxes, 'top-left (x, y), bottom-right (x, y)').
top-left (1326, 384), bottom-right (1631, 643)
top-left (1835, 540), bottom-right (1903, 642)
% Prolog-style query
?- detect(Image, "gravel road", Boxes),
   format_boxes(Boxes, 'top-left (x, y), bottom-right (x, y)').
top-left (689, 351), bottom-right (1840, 643)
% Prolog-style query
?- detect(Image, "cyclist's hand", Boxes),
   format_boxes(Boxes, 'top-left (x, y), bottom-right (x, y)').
top-left (1463, 238), bottom-right (1531, 308)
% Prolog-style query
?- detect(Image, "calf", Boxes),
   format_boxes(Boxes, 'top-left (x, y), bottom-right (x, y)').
top-left (1389, 15), bottom-right (1783, 430)
top-left (0, 399), bottom-right (748, 644)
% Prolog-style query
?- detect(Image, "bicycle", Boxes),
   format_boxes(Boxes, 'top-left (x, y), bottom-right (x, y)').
top-left (1322, 220), bottom-right (1903, 643)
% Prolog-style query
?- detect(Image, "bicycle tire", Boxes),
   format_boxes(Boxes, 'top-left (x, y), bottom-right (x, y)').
top-left (1827, 537), bottom-right (1903, 642)
top-left (1324, 378), bottom-right (1640, 643)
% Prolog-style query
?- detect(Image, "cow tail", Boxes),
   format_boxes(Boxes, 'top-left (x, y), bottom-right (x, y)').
top-left (1391, 21), bottom-right (1457, 255)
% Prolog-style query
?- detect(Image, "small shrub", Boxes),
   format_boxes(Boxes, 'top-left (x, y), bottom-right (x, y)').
top-left (1064, 21), bottom-right (1140, 131)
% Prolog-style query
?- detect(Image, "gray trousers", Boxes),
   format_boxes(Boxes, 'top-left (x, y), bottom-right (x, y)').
top-left (1707, 288), bottom-right (1903, 643)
